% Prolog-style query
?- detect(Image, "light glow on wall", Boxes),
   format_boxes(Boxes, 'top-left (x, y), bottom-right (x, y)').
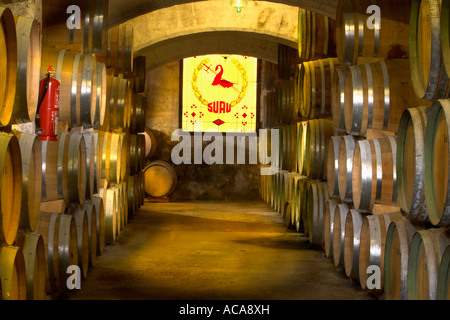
top-left (182, 54), bottom-right (258, 133)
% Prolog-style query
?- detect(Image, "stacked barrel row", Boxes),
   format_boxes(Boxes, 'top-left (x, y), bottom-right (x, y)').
top-left (261, 0), bottom-right (450, 300)
top-left (0, 6), bottom-right (49, 300)
top-left (0, 1), bottom-right (150, 299)
top-left (327, 0), bottom-right (450, 300)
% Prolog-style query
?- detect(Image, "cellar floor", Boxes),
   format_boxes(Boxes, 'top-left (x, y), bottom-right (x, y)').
top-left (62, 200), bottom-right (375, 300)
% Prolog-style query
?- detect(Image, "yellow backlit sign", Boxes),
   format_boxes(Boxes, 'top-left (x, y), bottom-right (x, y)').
top-left (182, 55), bottom-right (258, 133)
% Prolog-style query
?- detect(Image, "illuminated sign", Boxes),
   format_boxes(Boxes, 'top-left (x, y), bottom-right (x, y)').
top-left (182, 55), bottom-right (258, 133)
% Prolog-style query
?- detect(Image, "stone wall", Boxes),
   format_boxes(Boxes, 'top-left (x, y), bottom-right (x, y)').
top-left (145, 59), bottom-right (276, 201)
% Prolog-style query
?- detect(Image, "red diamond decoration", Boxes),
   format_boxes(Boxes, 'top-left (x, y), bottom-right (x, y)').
top-left (191, 112), bottom-right (196, 118)
top-left (213, 119), bottom-right (225, 126)
top-left (242, 113), bottom-right (248, 119)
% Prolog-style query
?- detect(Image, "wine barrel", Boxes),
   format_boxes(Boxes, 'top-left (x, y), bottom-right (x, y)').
top-left (136, 172), bottom-right (143, 210)
top-left (343, 59), bottom-right (426, 137)
top-left (71, 208), bottom-right (90, 279)
top-left (35, 211), bottom-right (57, 293)
top-left (282, 173), bottom-right (294, 228)
top-left (141, 129), bottom-right (157, 160)
top-left (269, 170), bottom-right (278, 210)
top-left (0, 7), bottom-right (17, 127)
top-left (424, 99), bottom-right (450, 227)
top-left (0, 245), bottom-right (26, 300)
top-left (128, 133), bottom-right (141, 174)
top-left (83, 200), bottom-right (98, 267)
top-left (278, 125), bottom-right (287, 171)
top-left (288, 124), bottom-right (298, 173)
top-left (324, 199), bottom-right (340, 258)
top-left (338, 135), bottom-right (356, 202)
top-left (96, 130), bottom-right (109, 183)
top-left (17, 133), bottom-right (41, 233)
top-left (57, 214), bottom-right (78, 292)
top-left (278, 171), bottom-right (291, 215)
top-left (83, 132), bottom-right (96, 199)
top-left (122, 182), bottom-right (129, 226)
top-left (130, 94), bottom-right (146, 134)
top-left (298, 8), bottom-right (336, 60)
top-left (15, 232), bottom-right (46, 300)
top-left (407, 227), bottom-right (450, 300)
top-left (117, 182), bottom-right (128, 230)
top-left (289, 174), bottom-right (306, 231)
top-left (107, 132), bottom-right (123, 185)
top-left (397, 107), bottom-right (429, 221)
top-left (101, 75), bottom-right (131, 131)
top-left (93, 62), bottom-right (107, 128)
top-left (0, 132), bottom-right (22, 246)
top-left (35, 211), bottom-right (78, 293)
top-left (129, 55), bottom-right (146, 94)
top-left (40, 47), bottom-right (98, 129)
top-left (436, 244), bottom-right (450, 299)
top-left (332, 67), bottom-right (347, 134)
top-left (299, 58), bottom-right (339, 119)
top-left (277, 171), bottom-right (287, 215)
top-left (98, 75), bottom-right (113, 132)
top-left (304, 119), bottom-right (333, 180)
top-left (336, 0), bottom-right (410, 65)
top-left (296, 121), bottom-right (308, 175)
top-left (442, 0), bottom-right (450, 88)
top-left (58, 132), bottom-right (87, 206)
top-left (384, 217), bottom-right (423, 300)
top-left (42, 0), bottom-right (108, 54)
top-left (91, 195), bottom-right (105, 256)
top-left (344, 209), bottom-right (364, 280)
top-left (144, 161), bottom-right (178, 199)
top-left (306, 181), bottom-right (329, 245)
top-left (277, 79), bottom-right (295, 125)
top-left (359, 211), bottom-right (403, 291)
top-left (333, 203), bottom-right (349, 268)
top-left (294, 177), bottom-right (309, 233)
top-left (96, 23), bottom-right (134, 76)
top-left (110, 185), bottom-right (122, 238)
top-left (327, 136), bottom-right (341, 199)
top-left (352, 136), bottom-right (398, 213)
top-left (127, 175), bottom-right (137, 218)
top-left (136, 133), bottom-right (146, 172)
top-left (272, 170), bottom-right (283, 212)
top-left (119, 133), bottom-right (129, 183)
top-left (13, 16), bottom-right (40, 124)
top-left (410, 0), bottom-right (450, 101)
top-left (282, 172), bottom-right (297, 228)
top-left (91, 131), bottom-right (101, 194)
top-left (101, 188), bottom-right (116, 244)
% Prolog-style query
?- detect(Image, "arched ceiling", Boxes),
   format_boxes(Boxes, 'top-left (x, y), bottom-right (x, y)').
top-left (107, 0), bottom-right (338, 27)
top-left (127, 1), bottom-right (309, 70)
top-left (138, 31), bottom-right (282, 70)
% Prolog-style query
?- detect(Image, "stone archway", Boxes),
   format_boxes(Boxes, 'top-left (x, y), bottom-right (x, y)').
top-left (126, 0), bottom-right (305, 70)
top-left (107, 0), bottom-right (338, 27)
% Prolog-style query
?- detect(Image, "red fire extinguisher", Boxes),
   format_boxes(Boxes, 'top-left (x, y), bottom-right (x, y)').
top-left (36, 66), bottom-right (60, 141)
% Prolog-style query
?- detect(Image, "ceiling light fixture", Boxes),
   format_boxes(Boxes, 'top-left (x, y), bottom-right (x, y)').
top-left (230, 0), bottom-right (248, 13)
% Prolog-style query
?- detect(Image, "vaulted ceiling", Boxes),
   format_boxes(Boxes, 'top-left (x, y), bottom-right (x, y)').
top-left (107, 0), bottom-right (338, 27)
top-left (109, 0), bottom-right (339, 70)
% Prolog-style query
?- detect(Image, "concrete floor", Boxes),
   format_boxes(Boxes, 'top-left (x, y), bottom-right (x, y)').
top-left (63, 201), bottom-right (375, 300)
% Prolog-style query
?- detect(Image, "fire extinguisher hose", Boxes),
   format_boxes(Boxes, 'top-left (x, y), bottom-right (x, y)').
top-left (35, 71), bottom-right (51, 132)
